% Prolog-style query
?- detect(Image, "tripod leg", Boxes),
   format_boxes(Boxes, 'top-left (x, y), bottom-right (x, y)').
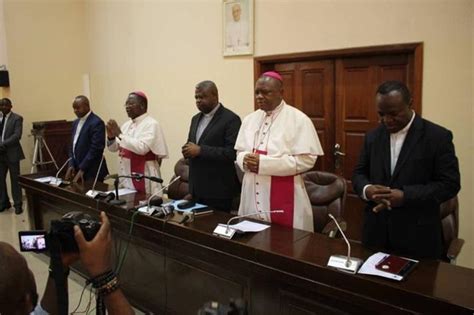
top-left (42, 138), bottom-right (59, 170)
top-left (31, 138), bottom-right (40, 173)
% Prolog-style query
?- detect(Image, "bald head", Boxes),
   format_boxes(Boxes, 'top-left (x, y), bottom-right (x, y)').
top-left (0, 242), bottom-right (37, 315)
top-left (232, 3), bottom-right (242, 21)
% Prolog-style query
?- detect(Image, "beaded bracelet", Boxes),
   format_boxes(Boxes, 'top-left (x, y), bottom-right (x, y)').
top-left (88, 270), bottom-right (116, 288)
top-left (88, 270), bottom-right (120, 297)
top-left (96, 277), bottom-right (120, 297)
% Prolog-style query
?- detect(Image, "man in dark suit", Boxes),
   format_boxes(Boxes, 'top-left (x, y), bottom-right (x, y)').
top-left (0, 98), bottom-right (25, 214)
top-left (182, 81), bottom-right (241, 212)
top-left (65, 95), bottom-right (108, 183)
top-left (352, 81), bottom-right (460, 259)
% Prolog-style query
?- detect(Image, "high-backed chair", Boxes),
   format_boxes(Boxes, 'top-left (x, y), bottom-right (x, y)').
top-left (440, 196), bottom-right (464, 264)
top-left (166, 158), bottom-right (190, 200)
top-left (303, 171), bottom-right (347, 237)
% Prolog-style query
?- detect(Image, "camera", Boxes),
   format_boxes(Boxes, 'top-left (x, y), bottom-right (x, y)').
top-left (198, 299), bottom-right (247, 315)
top-left (19, 211), bottom-right (101, 253)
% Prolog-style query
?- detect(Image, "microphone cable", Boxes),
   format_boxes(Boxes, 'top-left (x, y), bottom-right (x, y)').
top-left (115, 210), bottom-right (140, 274)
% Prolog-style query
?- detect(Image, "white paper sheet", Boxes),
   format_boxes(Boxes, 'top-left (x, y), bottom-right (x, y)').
top-left (105, 188), bottom-right (136, 196)
top-left (229, 220), bottom-right (270, 233)
top-left (34, 176), bottom-right (55, 183)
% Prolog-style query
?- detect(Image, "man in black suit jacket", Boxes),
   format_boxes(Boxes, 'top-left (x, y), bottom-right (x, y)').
top-left (65, 96), bottom-right (108, 183)
top-left (182, 81), bottom-right (241, 212)
top-left (352, 81), bottom-right (460, 259)
top-left (0, 98), bottom-right (25, 214)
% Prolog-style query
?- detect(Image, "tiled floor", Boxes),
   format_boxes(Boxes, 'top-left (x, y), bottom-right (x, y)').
top-left (0, 204), bottom-right (142, 313)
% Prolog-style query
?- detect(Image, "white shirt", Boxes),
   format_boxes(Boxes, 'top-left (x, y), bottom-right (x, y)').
top-left (389, 110), bottom-right (415, 174)
top-left (196, 103), bottom-right (220, 143)
top-left (72, 110), bottom-right (91, 156)
top-left (31, 303), bottom-right (48, 315)
top-left (362, 111), bottom-right (416, 200)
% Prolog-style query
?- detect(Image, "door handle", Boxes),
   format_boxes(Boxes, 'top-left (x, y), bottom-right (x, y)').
top-left (334, 143), bottom-right (345, 170)
top-left (334, 143), bottom-right (346, 156)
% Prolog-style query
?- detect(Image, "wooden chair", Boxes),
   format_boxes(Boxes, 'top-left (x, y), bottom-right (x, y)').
top-left (440, 196), bottom-right (464, 264)
top-left (303, 171), bottom-right (347, 238)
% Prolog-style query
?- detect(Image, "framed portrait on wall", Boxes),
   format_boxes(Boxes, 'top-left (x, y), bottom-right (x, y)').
top-left (223, 0), bottom-right (254, 56)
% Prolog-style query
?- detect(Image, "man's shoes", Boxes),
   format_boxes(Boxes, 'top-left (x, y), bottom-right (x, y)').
top-left (15, 207), bottom-right (23, 215)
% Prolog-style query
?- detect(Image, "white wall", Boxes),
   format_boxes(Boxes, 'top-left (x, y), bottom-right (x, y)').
top-left (3, 0), bottom-right (87, 172)
top-left (0, 0), bottom-right (7, 67)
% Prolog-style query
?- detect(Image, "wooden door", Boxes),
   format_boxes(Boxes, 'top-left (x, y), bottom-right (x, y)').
top-left (254, 43), bottom-right (423, 241)
top-left (335, 54), bottom-right (420, 240)
top-left (274, 60), bottom-right (335, 172)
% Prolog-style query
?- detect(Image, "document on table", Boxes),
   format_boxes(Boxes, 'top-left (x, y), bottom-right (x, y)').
top-left (358, 252), bottom-right (418, 281)
top-left (34, 176), bottom-right (55, 183)
top-left (105, 188), bottom-right (136, 196)
top-left (229, 220), bottom-right (270, 233)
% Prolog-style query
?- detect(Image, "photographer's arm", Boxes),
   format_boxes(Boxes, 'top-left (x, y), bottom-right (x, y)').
top-left (41, 254), bottom-right (77, 314)
top-left (74, 212), bottom-right (134, 315)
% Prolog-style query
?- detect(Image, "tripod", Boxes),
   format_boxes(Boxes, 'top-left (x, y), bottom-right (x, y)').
top-left (30, 129), bottom-right (58, 173)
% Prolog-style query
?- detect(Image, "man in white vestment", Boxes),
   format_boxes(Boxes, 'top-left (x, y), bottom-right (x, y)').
top-left (225, 3), bottom-right (249, 52)
top-left (106, 91), bottom-right (168, 195)
top-left (235, 71), bottom-right (323, 232)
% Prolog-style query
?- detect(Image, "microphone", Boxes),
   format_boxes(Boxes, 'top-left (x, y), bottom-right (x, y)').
top-left (326, 213), bottom-right (363, 274)
top-left (85, 155), bottom-right (105, 198)
top-left (49, 158), bottom-right (72, 187)
top-left (136, 176), bottom-right (181, 215)
top-left (131, 172), bottom-right (164, 183)
top-left (146, 175), bottom-right (180, 211)
top-left (105, 173), bottom-right (166, 206)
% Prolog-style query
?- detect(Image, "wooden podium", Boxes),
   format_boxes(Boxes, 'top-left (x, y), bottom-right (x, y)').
top-left (19, 173), bottom-right (474, 314)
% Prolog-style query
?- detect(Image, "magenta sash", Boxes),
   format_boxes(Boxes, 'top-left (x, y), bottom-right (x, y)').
top-left (119, 148), bottom-right (156, 193)
top-left (255, 149), bottom-right (294, 228)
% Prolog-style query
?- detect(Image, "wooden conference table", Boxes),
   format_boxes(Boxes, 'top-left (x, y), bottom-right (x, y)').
top-left (19, 173), bottom-right (474, 314)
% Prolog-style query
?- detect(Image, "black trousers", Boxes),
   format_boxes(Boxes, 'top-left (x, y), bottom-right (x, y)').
top-left (0, 158), bottom-right (22, 209)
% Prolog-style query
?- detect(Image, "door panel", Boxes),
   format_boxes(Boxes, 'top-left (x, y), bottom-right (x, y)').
top-left (275, 61), bottom-right (335, 172)
top-left (335, 54), bottom-right (412, 240)
top-left (274, 62), bottom-right (297, 107)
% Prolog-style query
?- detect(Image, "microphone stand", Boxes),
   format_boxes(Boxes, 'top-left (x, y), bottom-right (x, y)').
top-left (108, 174), bottom-right (166, 206)
top-left (134, 176), bottom-right (182, 215)
top-left (49, 157), bottom-right (72, 186)
top-left (109, 176), bottom-right (126, 205)
top-left (146, 176), bottom-right (181, 211)
top-left (326, 214), bottom-right (363, 273)
top-left (85, 155), bottom-right (105, 198)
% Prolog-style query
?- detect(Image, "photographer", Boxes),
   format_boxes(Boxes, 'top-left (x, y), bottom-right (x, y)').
top-left (0, 212), bottom-right (134, 315)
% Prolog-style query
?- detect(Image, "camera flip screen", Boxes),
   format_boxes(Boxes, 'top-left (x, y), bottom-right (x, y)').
top-left (18, 231), bottom-right (48, 252)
